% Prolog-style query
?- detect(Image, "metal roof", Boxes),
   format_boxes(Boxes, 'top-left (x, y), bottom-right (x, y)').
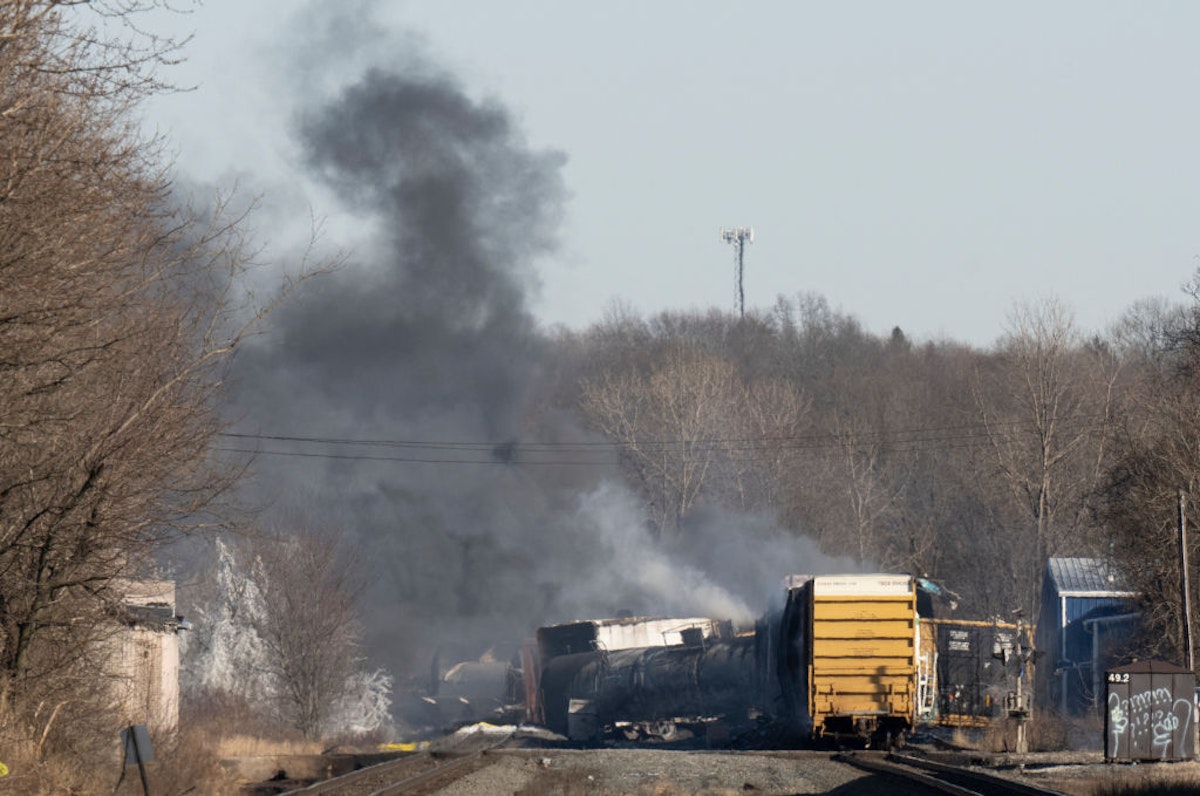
top-left (1108, 659), bottom-right (1192, 674)
top-left (122, 603), bottom-right (184, 632)
top-left (1046, 557), bottom-right (1135, 596)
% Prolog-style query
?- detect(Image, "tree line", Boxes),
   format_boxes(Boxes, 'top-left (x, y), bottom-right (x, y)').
top-left (542, 292), bottom-right (1200, 665)
top-left (0, 2), bottom-right (330, 789)
top-left (5, 0), bottom-right (1200, 788)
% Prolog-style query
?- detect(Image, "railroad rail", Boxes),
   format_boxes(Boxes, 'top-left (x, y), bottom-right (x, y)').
top-left (281, 741), bottom-right (509, 796)
top-left (835, 750), bottom-right (1070, 796)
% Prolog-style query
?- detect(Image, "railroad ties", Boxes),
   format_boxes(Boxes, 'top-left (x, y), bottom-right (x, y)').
top-left (279, 736), bottom-right (512, 796)
top-left (835, 750), bottom-right (1071, 796)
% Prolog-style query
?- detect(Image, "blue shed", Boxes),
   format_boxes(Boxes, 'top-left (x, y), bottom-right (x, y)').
top-left (1035, 557), bottom-right (1139, 716)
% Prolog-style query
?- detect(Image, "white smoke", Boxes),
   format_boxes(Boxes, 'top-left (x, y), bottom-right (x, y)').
top-left (557, 482), bottom-right (755, 625)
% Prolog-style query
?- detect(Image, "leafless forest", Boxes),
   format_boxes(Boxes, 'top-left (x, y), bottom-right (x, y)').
top-left (5, 1), bottom-right (1200, 792)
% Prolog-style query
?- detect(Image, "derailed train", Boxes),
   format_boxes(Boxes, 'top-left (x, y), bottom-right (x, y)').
top-left (527, 573), bottom-right (924, 746)
top-left (429, 572), bottom-right (1030, 745)
top-left (919, 617), bottom-right (1024, 727)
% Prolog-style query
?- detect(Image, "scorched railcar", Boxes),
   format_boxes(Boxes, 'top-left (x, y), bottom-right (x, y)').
top-left (540, 634), bottom-right (759, 741)
top-left (918, 618), bottom-right (1018, 727)
top-left (528, 616), bottom-right (744, 740)
top-left (529, 574), bottom-right (923, 747)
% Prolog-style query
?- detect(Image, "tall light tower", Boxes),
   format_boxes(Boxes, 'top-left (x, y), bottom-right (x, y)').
top-left (720, 226), bottom-right (754, 318)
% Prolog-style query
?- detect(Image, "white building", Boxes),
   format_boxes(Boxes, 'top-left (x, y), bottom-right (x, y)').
top-left (114, 580), bottom-right (185, 733)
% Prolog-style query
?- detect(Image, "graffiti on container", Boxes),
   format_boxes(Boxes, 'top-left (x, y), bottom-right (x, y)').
top-left (1107, 686), bottom-right (1193, 759)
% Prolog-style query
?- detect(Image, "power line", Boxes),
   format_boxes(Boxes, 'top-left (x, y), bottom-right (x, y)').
top-left (218, 431), bottom-right (615, 451)
top-left (214, 448), bottom-right (620, 466)
top-left (219, 415), bottom-right (1105, 451)
top-left (214, 413), bottom-right (1110, 466)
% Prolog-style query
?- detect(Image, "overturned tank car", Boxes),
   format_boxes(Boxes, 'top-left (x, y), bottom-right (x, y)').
top-left (540, 632), bottom-right (759, 741)
top-left (529, 574), bottom-right (923, 748)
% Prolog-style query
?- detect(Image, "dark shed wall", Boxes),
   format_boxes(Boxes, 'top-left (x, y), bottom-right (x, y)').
top-left (1036, 558), bottom-right (1139, 716)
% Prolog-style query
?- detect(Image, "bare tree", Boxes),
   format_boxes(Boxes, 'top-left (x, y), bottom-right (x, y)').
top-left (1101, 381), bottom-right (1200, 663)
top-left (973, 299), bottom-right (1120, 615)
top-left (580, 347), bottom-right (739, 539)
top-left (1100, 282), bottom-right (1200, 665)
top-left (0, 3), bottom-right (316, 780)
top-left (181, 531), bottom-right (382, 740)
top-left (731, 379), bottom-right (810, 514)
top-left (250, 530), bottom-right (366, 739)
top-left (830, 410), bottom-right (906, 567)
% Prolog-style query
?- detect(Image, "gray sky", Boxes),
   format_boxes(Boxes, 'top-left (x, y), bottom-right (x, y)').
top-left (144, 1), bottom-right (1200, 347)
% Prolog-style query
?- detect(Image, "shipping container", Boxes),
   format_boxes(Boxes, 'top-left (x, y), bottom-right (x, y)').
top-left (1104, 660), bottom-right (1195, 762)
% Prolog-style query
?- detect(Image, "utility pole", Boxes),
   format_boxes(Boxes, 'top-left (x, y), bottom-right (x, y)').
top-left (1005, 611), bottom-right (1031, 754)
top-left (1181, 490), bottom-right (1194, 671)
top-left (720, 226), bottom-right (754, 318)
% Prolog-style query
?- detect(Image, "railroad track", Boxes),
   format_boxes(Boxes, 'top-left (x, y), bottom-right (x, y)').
top-left (283, 744), bottom-right (1076, 796)
top-left (281, 742), bottom-right (507, 796)
top-left (835, 750), bottom-right (1071, 796)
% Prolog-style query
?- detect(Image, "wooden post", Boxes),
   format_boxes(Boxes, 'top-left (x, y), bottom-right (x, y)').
top-left (1181, 490), bottom-right (1194, 672)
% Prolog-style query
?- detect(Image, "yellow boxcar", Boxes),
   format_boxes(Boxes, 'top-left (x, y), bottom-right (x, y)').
top-left (791, 574), bottom-right (918, 745)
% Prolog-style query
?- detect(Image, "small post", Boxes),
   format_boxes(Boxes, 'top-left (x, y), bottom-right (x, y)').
top-left (133, 738), bottom-right (149, 796)
top-left (120, 724), bottom-right (153, 796)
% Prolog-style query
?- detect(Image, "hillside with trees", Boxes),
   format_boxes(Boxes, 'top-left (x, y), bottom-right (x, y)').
top-left (547, 296), bottom-right (1118, 621)
top-left (6, 1), bottom-right (1200, 792)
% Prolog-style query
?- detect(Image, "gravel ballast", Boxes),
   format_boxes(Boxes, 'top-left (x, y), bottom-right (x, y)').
top-left (429, 749), bottom-right (903, 795)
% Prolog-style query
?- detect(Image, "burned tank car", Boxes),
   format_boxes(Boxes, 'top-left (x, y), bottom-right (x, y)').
top-left (530, 575), bottom-right (921, 747)
top-left (538, 634), bottom-right (759, 741)
top-left (532, 616), bottom-right (754, 741)
top-left (535, 616), bottom-right (729, 662)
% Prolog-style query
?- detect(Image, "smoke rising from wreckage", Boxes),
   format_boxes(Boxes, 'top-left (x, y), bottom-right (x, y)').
top-left (218, 4), bottom-right (885, 736)
top-left (422, 574), bottom-right (1028, 749)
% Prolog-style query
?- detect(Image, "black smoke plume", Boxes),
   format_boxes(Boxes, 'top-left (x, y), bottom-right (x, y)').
top-left (230, 54), bottom-right (579, 665)
top-left (224, 16), bottom-right (859, 694)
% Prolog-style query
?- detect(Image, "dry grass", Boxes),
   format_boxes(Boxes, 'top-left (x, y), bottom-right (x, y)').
top-left (1028, 712), bottom-right (1070, 751)
top-left (112, 726), bottom-right (225, 796)
top-left (967, 713), bottom-right (1070, 753)
top-left (0, 698), bottom-right (141, 795)
top-left (110, 725), bottom-right (335, 795)
top-left (949, 725), bottom-right (980, 748)
top-left (0, 691), bottom-right (381, 795)
top-left (209, 732), bottom-right (324, 758)
top-left (1084, 763), bottom-right (1200, 795)
top-left (0, 721), bottom-right (229, 796)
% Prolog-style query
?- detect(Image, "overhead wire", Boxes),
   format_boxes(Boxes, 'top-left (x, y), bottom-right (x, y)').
top-left (214, 412), bottom-right (1112, 466)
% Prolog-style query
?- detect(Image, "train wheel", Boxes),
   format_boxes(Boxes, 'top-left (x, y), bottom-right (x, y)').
top-left (646, 721), bottom-right (677, 741)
